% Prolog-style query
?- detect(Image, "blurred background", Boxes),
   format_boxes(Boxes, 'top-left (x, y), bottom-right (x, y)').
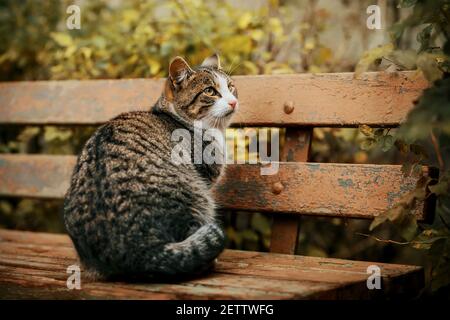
top-left (1, 0), bottom-right (449, 297)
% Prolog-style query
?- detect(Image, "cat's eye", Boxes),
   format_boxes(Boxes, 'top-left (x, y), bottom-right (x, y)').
top-left (228, 83), bottom-right (235, 92)
top-left (203, 87), bottom-right (216, 96)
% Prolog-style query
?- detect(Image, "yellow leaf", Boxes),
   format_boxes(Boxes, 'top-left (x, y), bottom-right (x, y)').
top-left (51, 32), bottom-right (73, 47)
top-left (308, 65), bottom-right (322, 73)
top-left (123, 9), bottom-right (139, 24)
top-left (242, 61), bottom-right (258, 74)
top-left (64, 46), bottom-right (77, 58)
top-left (359, 124), bottom-right (374, 136)
top-left (250, 29), bottom-right (264, 41)
top-left (146, 58), bottom-right (161, 75)
top-left (127, 54), bottom-right (139, 65)
top-left (268, 17), bottom-right (283, 36)
top-left (80, 47), bottom-right (92, 59)
top-left (238, 12), bottom-right (252, 29)
top-left (304, 38), bottom-right (315, 51)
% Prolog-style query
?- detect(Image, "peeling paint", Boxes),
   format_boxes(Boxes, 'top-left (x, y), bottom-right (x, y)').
top-left (338, 178), bottom-right (354, 188)
top-left (0, 72), bottom-right (428, 126)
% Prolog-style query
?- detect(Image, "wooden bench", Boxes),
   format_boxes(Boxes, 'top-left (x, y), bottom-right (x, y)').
top-left (0, 71), bottom-right (433, 299)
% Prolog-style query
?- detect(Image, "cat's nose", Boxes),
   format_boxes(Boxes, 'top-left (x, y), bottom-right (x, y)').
top-left (228, 100), bottom-right (237, 109)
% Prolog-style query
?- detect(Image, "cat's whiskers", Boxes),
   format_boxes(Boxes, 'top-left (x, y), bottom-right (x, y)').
top-left (225, 56), bottom-right (237, 76)
top-left (228, 61), bottom-right (242, 76)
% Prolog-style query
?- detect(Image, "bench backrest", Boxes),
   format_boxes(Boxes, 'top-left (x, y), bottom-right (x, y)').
top-left (0, 71), bottom-right (434, 254)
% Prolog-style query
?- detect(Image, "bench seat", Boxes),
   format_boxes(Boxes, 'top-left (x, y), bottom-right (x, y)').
top-left (0, 229), bottom-right (423, 299)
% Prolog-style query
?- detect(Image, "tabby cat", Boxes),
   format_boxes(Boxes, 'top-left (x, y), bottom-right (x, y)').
top-left (63, 54), bottom-right (238, 280)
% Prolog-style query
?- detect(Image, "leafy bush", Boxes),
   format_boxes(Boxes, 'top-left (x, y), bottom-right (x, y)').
top-left (357, 0), bottom-right (450, 293)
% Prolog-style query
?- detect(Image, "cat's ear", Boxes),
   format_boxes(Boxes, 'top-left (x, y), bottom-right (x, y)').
top-left (169, 56), bottom-right (194, 85)
top-left (201, 53), bottom-right (221, 69)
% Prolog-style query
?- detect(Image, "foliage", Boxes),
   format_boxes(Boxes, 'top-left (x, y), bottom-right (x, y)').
top-left (0, 0), bottom-right (62, 80)
top-left (358, 0), bottom-right (450, 292)
top-left (1, 0), bottom-right (347, 81)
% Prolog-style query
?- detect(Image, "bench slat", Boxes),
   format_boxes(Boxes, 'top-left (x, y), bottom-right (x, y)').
top-left (0, 229), bottom-right (424, 299)
top-left (0, 71), bottom-right (427, 126)
top-left (0, 154), bottom-right (429, 219)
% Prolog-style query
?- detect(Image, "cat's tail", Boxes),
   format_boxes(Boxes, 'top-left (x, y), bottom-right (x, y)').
top-left (152, 223), bottom-right (226, 276)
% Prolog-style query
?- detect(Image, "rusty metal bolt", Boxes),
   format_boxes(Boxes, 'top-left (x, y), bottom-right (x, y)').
top-left (284, 101), bottom-right (294, 114)
top-left (272, 182), bottom-right (284, 194)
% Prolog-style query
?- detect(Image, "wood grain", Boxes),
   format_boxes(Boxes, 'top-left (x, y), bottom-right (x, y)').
top-left (0, 229), bottom-right (424, 299)
top-left (0, 71), bottom-right (427, 126)
top-left (0, 154), bottom-right (431, 219)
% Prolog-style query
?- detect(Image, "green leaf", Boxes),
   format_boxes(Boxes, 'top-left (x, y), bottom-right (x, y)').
top-left (397, 0), bottom-right (418, 8)
top-left (374, 129), bottom-right (384, 137)
top-left (360, 138), bottom-right (376, 150)
top-left (370, 204), bottom-right (405, 231)
top-left (44, 127), bottom-right (72, 142)
top-left (251, 213), bottom-right (271, 236)
top-left (17, 127), bottom-right (40, 142)
top-left (417, 24), bottom-right (433, 53)
top-left (380, 135), bottom-right (394, 152)
top-left (370, 213), bottom-right (389, 231)
top-left (354, 43), bottom-right (394, 78)
top-left (387, 49), bottom-right (418, 70)
top-left (398, 77), bottom-right (450, 142)
top-left (397, 214), bottom-right (418, 241)
top-left (429, 180), bottom-right (449, 195)
top-left (390, 22), bottom-right (406, 42)
top-left (240, 229), bottom-right (259, 242)
top-left (417, 53), bottom-right (444, 83)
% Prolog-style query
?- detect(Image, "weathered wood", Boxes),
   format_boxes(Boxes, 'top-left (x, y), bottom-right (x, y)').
top-left (0, 155), bottom-right (76, 199)
top-left (0, 154), bottom-right (430, 219)
top-left (217, 162), bottom-right (429, 219)
top-left (270, 129), bottom-right (312, 254)
top-left (269, 216), bottom-right (300, 254)
top-left (0, 229), bottom-right (424, 299)
top-left (0, 71), bottom-right (427, 126)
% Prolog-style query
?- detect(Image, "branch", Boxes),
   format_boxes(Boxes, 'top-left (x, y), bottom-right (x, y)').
top-left (355, 232), bottom-right (445, 246)
top-left (355, 232), bottom-right (411, 245)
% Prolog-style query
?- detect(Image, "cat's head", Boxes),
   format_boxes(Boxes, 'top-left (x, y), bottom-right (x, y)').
top-left (158, 54), bottom-right (238, 130)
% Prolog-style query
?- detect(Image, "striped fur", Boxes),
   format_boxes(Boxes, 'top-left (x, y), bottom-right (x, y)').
top-left (63, 55), bottom-right (238, 280)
